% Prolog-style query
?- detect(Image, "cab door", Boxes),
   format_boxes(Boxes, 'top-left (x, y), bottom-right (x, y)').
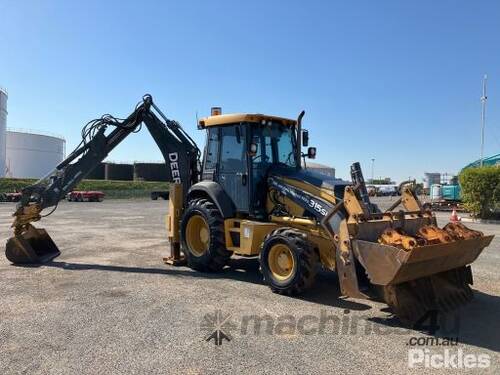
top-left (218, 125), bottom-right (249, 212)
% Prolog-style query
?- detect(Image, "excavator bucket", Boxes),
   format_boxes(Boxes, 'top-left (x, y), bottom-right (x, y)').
top-left (5, 225), bottom-right (60, 264)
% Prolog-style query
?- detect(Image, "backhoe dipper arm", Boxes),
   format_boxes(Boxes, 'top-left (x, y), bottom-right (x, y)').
top-left (141, 99), bottom-right (200, 193)
top-left (13, 95), bottom-right (199, 227)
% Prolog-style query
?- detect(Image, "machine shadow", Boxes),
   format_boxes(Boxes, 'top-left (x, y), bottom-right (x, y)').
top-left (297, 270), bottom-right (372, 311)
top-left (367, 289), bottom-right (500, 353)
top-left (24, 256), bottom-right (371, 312)
top-left (35, 258), bottom-right (264, 285)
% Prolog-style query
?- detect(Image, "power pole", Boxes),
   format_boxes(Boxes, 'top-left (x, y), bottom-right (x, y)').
top-left (371, 158), bottom-right (375, 183)
top-left (480, 74), bottom-right (488, 167)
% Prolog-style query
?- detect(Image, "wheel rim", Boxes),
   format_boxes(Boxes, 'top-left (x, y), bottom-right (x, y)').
top-left (185, 214), bottom-right (210, 257)
top-left (268, 243), bottom-right (295, 281)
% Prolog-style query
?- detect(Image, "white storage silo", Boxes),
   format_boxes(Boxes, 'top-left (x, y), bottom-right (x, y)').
top-left (0, 88), bottom-right (7, 177)
top-left (6, 130), bottom-right (65, 179)
top-left (423, 172), bottom-right (441, 190)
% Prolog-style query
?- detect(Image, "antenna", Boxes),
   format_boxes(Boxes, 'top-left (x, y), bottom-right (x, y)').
top-left (480, 74), bottom-right (488, 167)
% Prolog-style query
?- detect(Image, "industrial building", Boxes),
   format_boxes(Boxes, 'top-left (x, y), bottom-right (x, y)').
top-left (86, 162), bottom-right (105, 180)
top-left (84, 161), bottom-right (336, 183)
top-left (305, 161), bottom-right (335, 178)
top-left (104, 162), bottom-right (134, 181)
top-left (463, 154), bottom-right (500, 169)
top-left (134, 162), bottom-right (169, 181)
top-left (85, 162), bottom-right (170, 182)
top-left (423, 172), bottom-right (441, 191)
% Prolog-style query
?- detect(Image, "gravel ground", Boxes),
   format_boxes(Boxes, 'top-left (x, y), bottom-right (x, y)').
top-left (0, 197), bottom-right (499, 374)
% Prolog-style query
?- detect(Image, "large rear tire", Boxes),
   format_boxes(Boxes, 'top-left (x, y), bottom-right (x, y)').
top-left (259, 228), bottom-right (318, 295)
top-left (180, 198), bottom-right (231, 272)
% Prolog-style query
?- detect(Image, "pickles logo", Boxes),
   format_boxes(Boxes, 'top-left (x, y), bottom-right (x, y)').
top-left (201, 310), bottom-right (236, 346)
top-left (408, 349), bottom-right (490, 369)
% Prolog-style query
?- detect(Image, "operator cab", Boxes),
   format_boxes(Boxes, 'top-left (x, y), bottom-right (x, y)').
top-left (198, 112), bottom-right (299, 219)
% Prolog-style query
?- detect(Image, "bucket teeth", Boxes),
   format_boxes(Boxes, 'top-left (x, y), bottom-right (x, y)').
top-left (381, 267), bottom-right (474, 326)
top-left (431, 267), bottom-right (474, 313)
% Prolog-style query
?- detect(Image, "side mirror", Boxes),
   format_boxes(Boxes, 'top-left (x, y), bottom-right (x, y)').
top-left (302, 130), bottom-right (309, 147)
top-left (249, 142), bottom-right (258, 157)
top-left (307, 147), bottom-right (316, 159)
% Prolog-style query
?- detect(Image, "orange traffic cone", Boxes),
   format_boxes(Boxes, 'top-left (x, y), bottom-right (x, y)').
top-left (450, 208), bottom-right (460, 222)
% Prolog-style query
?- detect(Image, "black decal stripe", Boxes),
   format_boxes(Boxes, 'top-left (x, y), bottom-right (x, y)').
top-left (268, 177), bottom-right (333, 220)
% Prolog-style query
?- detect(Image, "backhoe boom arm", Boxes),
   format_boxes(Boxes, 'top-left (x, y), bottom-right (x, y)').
top-left (13, 95), bottom-right (199, 226)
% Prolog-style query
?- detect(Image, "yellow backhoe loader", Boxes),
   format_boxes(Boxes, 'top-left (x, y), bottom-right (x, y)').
top-left (5, 95), bottom-right (493, 325)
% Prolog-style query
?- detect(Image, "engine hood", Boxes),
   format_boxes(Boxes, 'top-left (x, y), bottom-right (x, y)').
top-left (269, 166), bottom-right (350, 201)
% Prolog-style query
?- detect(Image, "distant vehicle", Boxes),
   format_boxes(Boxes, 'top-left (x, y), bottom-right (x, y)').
top-left (397, 179), bottom-right (418, 195)
top-left (377, 185), bottom-right (398, 196)
top-left (424, 184), bottom-right (462, 211)
top-left (369, 184), bottom-right (398, 196)
top-left (67, 191), bottom-right (105, 202)
top-left (441, 184), bottom-right (461, 202)
top-left (0, 192), bottom-right (22, 202)
top-left (151, 191), bottom-right (169, 200)
top-left (366, 185), bottom-right (377, 197)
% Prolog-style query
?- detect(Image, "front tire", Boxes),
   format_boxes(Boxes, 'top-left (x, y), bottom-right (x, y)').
top-left (259, 228), bottom-right (318, 295)
top-left (180, 198), bottom-right (231, 272)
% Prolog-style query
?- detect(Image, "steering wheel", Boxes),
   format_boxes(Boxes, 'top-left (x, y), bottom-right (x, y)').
top-left (284, 151), bottom-right (295, 165)
top-left (252, 154), bottom-right (270, 163)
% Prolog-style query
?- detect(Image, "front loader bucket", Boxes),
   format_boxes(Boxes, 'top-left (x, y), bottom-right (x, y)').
top-left (352, 235), bottom-right (494, 325)
top-left (5, 225), bottom-right (60, 264)
top-left (352, 235), bottom-right (494, 286)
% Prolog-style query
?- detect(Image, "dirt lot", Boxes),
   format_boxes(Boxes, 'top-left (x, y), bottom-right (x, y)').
top-left (1, 197), bottom-right (499, 374)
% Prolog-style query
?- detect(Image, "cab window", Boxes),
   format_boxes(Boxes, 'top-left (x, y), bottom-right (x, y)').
top-left (220, 126), bottom-right (246, 172)
top-left (251, 123), bottom-right (296, 168)
top-left (275, 126), bottom-right (296, 167)
top-left (204, 128), bottom-right (219, 170)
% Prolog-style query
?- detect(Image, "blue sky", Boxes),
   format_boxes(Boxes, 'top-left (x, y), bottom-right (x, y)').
top-left (1, 0), bottom-right (499, 181)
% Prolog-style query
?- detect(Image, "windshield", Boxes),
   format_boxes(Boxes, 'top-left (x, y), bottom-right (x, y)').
top-left (275, 126), bottom-right (296, 167)
top-left (251, 123), bottom-right (297, 168)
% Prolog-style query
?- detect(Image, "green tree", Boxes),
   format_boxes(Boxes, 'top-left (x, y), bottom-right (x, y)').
top-left (459, 166), bottom-right (500, 218)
